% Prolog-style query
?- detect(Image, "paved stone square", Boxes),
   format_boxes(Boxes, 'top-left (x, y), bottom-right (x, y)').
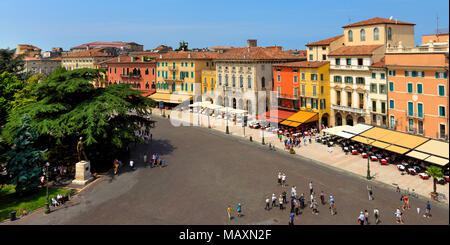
top-left (5, 114), bottom-right (449, 225)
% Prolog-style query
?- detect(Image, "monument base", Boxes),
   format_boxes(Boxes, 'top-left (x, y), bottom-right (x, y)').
top-left (71, 160), bottom-right (94, 186)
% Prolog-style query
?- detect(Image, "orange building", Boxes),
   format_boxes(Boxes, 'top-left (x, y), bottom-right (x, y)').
top-left (385, 44), bottom-right (449, 141)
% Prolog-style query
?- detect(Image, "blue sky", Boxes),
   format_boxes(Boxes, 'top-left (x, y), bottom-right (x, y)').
top-left (1, 0), bottom-right (448, 52)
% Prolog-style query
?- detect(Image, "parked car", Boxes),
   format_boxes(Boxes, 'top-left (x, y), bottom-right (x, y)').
top-left (418, 172), bottom-right (430, 180)
top-left (249, 121), bottom-right (260, 129)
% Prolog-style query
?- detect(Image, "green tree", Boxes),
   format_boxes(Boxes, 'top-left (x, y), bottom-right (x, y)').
top-left (426, 165), bottom-right (444, 194)
top-left (4, 67), bottom-right (156, 169)
top-left (0, 48), bottom-right (31, 80)
top-left (5, 115), bottom-right (46, 193)
top-left (11, 74), bottom-right (42, 113)
top-left (0, 72), bottom-right (24, 125)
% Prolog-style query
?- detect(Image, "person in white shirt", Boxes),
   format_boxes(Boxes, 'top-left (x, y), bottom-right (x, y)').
top-left (277, 172), bottom-right (282, 185)
top-left (272, 194), bottom-right (277, 208)
top-left (129, 160), bottom-right (134, 170)
top-left (395, 208), bottom-right (404, 224)
top-left (374, 208), bottom-right (380, 224)
top-left (291, 186), bottom-right (297, 197)
top-left (281, 173), bottom-right (286, 187)
top-left (309, 181), bottom-right (314, 195)
top-left (358, 211), bottom-right (365, 225)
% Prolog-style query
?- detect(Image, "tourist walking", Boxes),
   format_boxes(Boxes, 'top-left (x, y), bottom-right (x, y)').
top-left (281, 173), bottom-right (286, 187)
top-left (311, 200), bottom-right (318, 215)
top-left (143, 153), bottom-right (147, 165)
top-left (277, 172), bottom-right (282, 185)
top-left (320, 191), bottom-right (325, 205)
top-left (279, 195), bottom-right (284, 210)
top-left (367, 185), bottom-right (374, 200)
top-left (403, 195), bottom-right (409, 209)
top-left (374, 208), bottom-right (380, 224)
top-left (424, 201), bottom-right (431, 218)
top-left (294, 199), bottom-right (300, 215)
top-left (282, 190), bottom-right (287, 204)
top-left (227, 206), bottom-right (232, 220)
top-left (272, 193), bottom-right (277, 208)
top-left (329, 196), bottom-right (336, 215)
top-left (299, 193), bottom-right (305, 209)
top-left (358, 211), bottom-right (365, 225)
top-left (309, 193), bottom-right (315, 208)
top-left (364, 210), bottom-right (370, 225)
top-left (289, 212), bottom-right (295, 225)
top-left (291, 186), bottom-right (297, 197)
top-left (265, 197), bottom-right (270, 210)
top-left (237, 203), bottom-right (242, 217)
top-left (309, 181), bottom-right (314, 195)
top-left (395, 207), bottom-right (404, 224)
top-left (129, 160), bottom-right (134, 170)
top-left (151, 154), bottom-right (156, 168)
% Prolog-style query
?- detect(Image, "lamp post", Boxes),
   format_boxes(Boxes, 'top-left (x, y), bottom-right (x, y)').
top-left (262, 122), bottom-right (265, 145)
top-left (243, 114), bottom-right (246, 137)
top-left (197, 103), bottom-right (200, 126)
top-left (207, 108), bottom-right (211, 128)
top-left (225, 106), bottom-right (229, 134)
top-left (366, 138), bottom-right (371, 180)
top-left (45, 162), bottom-right (50, 214)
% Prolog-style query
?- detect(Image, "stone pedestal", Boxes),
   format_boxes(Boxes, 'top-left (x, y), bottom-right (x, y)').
top-left (71, 160), bottom-right (94, 186)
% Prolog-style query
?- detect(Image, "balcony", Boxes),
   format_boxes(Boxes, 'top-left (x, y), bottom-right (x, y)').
top-left (332, 104), bottom-right (366, 115)
top-left (406, 112), bottom-right (424, 119)
top-left (331, 64), bottom-right (369, 71)
top-left (277, 93), bottom-right (299, 100)
top-left (121, 73), bottom-right (141, 78)
top-left (169, 67), bottom-right (177, 71)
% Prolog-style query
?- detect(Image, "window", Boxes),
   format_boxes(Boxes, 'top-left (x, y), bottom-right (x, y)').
top-left (321, 86), bottom-right (324, 95)
top-left (309, 47), bottom-right (313, 50)
top-left (181, 62), bottom-right (184, 67)
top-left (311, 74), bottom-right (317, 81)
top-left (301, 98), bottom-right (306, 107)
top-left (211, 77), bottom-right (214, 86)
top-left (158, 70), bottom-right (160, 77)
top-left (301, 73), bottom-right (305, 80)
top-left (211, 87), bottom-right (214, 95)
top-left (248, 76), bottom-right (252, 88)
top-left (380, 73), bottom-right (385, 79)
top-left (336, 59), bottom-right (340, 65)
top-left (191, 72), bottom-right (194, 78)
top-left (225, 74), bottom-right (228, 86)
top-left (191, 62), bottom-right (194, 67)
top-left (390, 115), bottom-right (395, 128)
top-left (380, 84), bottom-right (386, 94)
top-left (417, 84), bottom-right (423, 94)
top-left (407, 83), bottom-right (413, 93)
top-left (418, 103), bottom-right (423, 118)
top-left (408, 102), bottom-right (413, 116)
top-left (204, 77), bottom-right (207, 85)
top-left (311, 99), bottom-right (318, 109)
top-left (312, 85), bottom-right (317, 97)
top-left (232, 75), bottom-right (236, 87)
top-left (336, 91), bottom-right (341, 105)
top-left (387, 27), bottom-right (392, 40)
top-left (418, 120), bottom-right (424, 134)
top-left (309, 55), bottom-right (313, 60)
top-left (334, 76), bottom-right (342, 83)
top-left (276, 68), bottom-right (281, 72)
top-left (370, 84), bottom-right (377, 93)
top-left (322, 47), bottom-right (326, 50)
top-left (358, 59), bottom-right (363, 66)
top-left (372, 73), bottom-right (376, 79)
top-left (261, 77), bottom-right (265, 88)
top-left (322, 54), bottom-right (327, 60)
top-left (211, 62), bottom-right (214, 66)
top-left (277, 86), bottom-right (281, 97)
top-left (204, 87), bottom-right (207, 93)
top-left (293, 75), bottom-right (298, 84)
top-left (389, 81), bottom-right (394, 91)
top-left (261, 65), bottom-right (265, 71)
top-left (405, 71), bottom-right (409, 77)
top-left (374, 28), bottom-right (379, 40)
top-left (239, 76), bottom-right (243, 88)
top-left (360, 29), bottom-right (366, 41)
top-left (436, 72), bottom-right (448, 79)
top-left (191, 83), bottom-right (193, 91)
top-left (320, 99), bottom-right (326, 109)
top-left (301, 84), bottom-right (306, 96)
top-left (381, 102), bottom-right (386, 114)
top-left (412, 71), bottom-right (417, 77)
top-left (320, 74), bottom-right (324, 81)
top-left (408, 119), bottom-right (414, 131)
top-left (294, 87), bottom-right (298, 99)
top-left (345, 76), bottom-right (353, 84)
top-left (359, 93), bottom-right (364, 108)
top-left (348, 30), bottom-right (353, 42)
top-left (356, 77), bottom-right (365, 85)
top-left (218, 74), bottom-right (222, 85)
top-left (372, 101), bottom-right (377, 112)
top-left (346, 59), bottom-right (351, 65)
top-left (292, 69), bottom-right (298, 73)
top-left (347, 92), bottom-right (352, 107)
top-left (438, 85), bottom-right (445, 96)
top-left (206, 62), bottom-right (209, 67)
top-left (277, 74), bottom-right (281, 82)
top-left (439, 106), bottom-right (446, 117)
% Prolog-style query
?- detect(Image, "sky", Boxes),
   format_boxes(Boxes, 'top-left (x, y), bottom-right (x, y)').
top-left (0, 0), bottom-right (449, 52)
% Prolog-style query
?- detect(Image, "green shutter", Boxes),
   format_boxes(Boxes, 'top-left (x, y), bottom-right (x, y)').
top-left (445, 72), bottom-right (448, 79)
top-left (408, 102), bottom-right (413, 116)
top-left (191, 83), bottom-right (193, 91)
top-left (393, 71), bottom-right (396, 76)
top-left (389, 82), bottom-right (394, 91)
top-left (390, 100), bottom-right (394, 109)
top-left (418, 104), bottom-right (423, 118)
top-left (191, 72), bottom-right (194, 78)
top-left (417, 84), bottom-right (422, 94)
top-left (405, 71), bottom-right (408, 77)
top-left (439, 85), bottom-right (445, 96)
top-left (436, 72), bottom-right (439, 78)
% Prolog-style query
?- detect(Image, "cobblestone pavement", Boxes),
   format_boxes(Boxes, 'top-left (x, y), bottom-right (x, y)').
top-left (5, 113), bottom-right (448, 225)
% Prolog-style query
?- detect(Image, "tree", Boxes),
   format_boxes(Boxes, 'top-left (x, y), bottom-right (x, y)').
top-left (0, 48), bottom-right (31, 80)
top-left (11, 74), bottom-right (42, 113)
top-left (175, 41), bottom-right (189, 51)
top-left (4, 67), bottom-right (156, 169)
top-left (426, 165), bottom-right (444, 194)
top-left (0, 72), bottom-right (25, 125)
top-left (5, 115), bottom-right (46, 193)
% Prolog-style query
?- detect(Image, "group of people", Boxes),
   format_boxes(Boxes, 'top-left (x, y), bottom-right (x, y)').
top-left (51, 193), bottom-right (69, 207)
top-left (227, 203), bottom-right (243, 220)
top-left (145, 153), bottom-right (165, 168)
top-left (280, 128), bottom-right (317, 150)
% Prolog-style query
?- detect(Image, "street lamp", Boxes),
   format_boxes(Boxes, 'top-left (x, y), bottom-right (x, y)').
top-left (207, 107), bottom-right (211, 128)
top-left (45, 162), bottom-right (50, 214)
top-left (225, 106), bottom-right (229, 134)
top-left (366, 138), bottom-right (372, 180)
top-left (197, 103), bottom-right (200, 126)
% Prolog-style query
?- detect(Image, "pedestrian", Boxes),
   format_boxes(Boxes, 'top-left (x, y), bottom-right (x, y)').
top-left (312, 200), bottom-right (318, 215)
top-left (113, 159), bottom-right (119, 175)
top-left (143, 153), bottom-right (147, 165)
top-left (279, 134), bottom-right (282, 142)
top-left (367, 185), bottom-right (374, 201)
top-left (282, 190), bottom-right (287, 204)
top-left (227, 206), bottom-right (232, 220)
top-left (424, 201), bottom-right (431, 218)
top-left (396, 186), bottom-right (401, 192)
top-left (329, 196), bottom-right (336, 215)
top-left (403, 195), bottom-right (409, 209)
top-left (272, 193), bottom-right (277, 208)
top-left (299, 193), bottom-right (305, 209)
top-left (327, 145), bottom-right (332, 153)
top-left (364, 210), bottom-right (369, 225)
top-left (237, 203), bottom-right (242, 217)
top-left (289, 212), bottom-right (295, 225)
top-left (291, 186), bottom-right (297, 197)
top-left (309, 181), bottom-right (313, 195)
top-left (294, 199), bottom-right (300, 215)
top-left (151, 154), bottom-right (156, 168)
top-left (268, 143), bottom-right (272, 150)
top-left (358, 211), bottom-right (365, 225)
top-left (281, 173), bottom-right (286, 187)
top-left (309, 136), bottom-right (312, 144)
top-left (395, 207), bottom-right (404, 224)
top-left (400, 195), bottom-right (406, 211)
top-left (279, 195), bottom-right (284, 210)
top-left (303, 137), bottom-right (307, 146)
top-left (309, 192), bottom-right (315, 208)
top-left (129, 160), bottom-right (134, 170)
top-left (277, 172), bottom-right (282, 185)
top-left (320, 191), bottom-right (325, 205)
top-left (374, 208), bottom-right (380, 224)
top-left (265, 197), bottom-right (270, 210)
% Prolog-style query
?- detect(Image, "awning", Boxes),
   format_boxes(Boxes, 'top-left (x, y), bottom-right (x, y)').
top-left (322, 125), bottom-right (353, 135)
top-left (257, 110), bottom-right (296, 123)
top-left (414, 140), bottom-right (449, 159)
top-left (385, 145), bottom-right (410, 154)
top-left (406, 151), bottom-right (431, 161)
top-left (336, 131), bottom-right (356, 139)
top-left (280, 111), bottom-right (318, 127)
top-left (343, 124), bottom-right (373, 135)
top-left (149, 93), bottom-right (192, 104)
top-left (352, 136), bottom-right (374, 144)
top-left (359, 126), bottom-right (430, 151)
top-left (424, 156), bottom-right (449, 166)
top-left (359, 127), bottom-right (392, 140)
top-left (371, 141), bottom-right (391, 149)
top-left (207, 104), bottom-right (223, 110)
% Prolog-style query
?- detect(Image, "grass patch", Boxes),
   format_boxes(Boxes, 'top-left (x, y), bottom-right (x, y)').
top-left (0, 185), bottom-right (74, 222)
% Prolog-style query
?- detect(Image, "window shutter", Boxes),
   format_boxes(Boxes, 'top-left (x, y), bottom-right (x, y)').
top-left (436, 72), bottom-right (439, 78)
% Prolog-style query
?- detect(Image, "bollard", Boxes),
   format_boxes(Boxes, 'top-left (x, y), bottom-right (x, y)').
top-left (250, 136), bottom-right (253, 142)
top-left (10, 211), bottom-right (16, 221)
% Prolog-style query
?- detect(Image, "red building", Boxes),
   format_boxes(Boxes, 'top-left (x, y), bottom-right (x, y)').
top-left (104, 55), bottom-right (158, 96)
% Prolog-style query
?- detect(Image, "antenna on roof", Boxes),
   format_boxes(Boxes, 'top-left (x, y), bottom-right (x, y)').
top-left (436, 13), bottom-right (439, 35)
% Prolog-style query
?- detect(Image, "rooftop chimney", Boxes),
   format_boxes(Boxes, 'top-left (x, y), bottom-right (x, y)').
top-left (247, 39), bottom-right (257, 48)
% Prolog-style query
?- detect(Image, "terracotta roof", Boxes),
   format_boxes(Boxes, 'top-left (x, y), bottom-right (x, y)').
top-left (71, 41), bottom-right (141, 50)
top-left (369, 59), bottom-right (385, 68)
top-left (342, 17), bottom-right (415, 28)
top-left (306, 35), bottom-right (344, 46)
top-left (274, 61), bottom-right (329, 68)
top-left (328, 45), bottom-right (384, 56)
top-left (158, 51), bottom-right (219, 60)
top-left (215, 47), bottom-right (305, 61)
top-left (63, 48), bottom-right (116, 58)
top-left (103, 55), bottom-right (158, 64)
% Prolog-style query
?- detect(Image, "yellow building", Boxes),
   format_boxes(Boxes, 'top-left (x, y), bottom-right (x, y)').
top-left (201, 69), bottom-right (216, 102)
top-left (274, 61), bottom-right (331, 127)
top-left (152, 51), bottom-right (217, 106)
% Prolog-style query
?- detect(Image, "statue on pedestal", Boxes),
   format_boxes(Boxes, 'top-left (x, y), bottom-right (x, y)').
top-left (77, 137), bottom-right (88, 162)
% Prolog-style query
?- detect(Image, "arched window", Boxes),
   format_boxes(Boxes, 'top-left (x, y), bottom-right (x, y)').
top-left (218, 74), bottom-right (222, 85)
top-left (348, 30), bottom-right (353, 42)
top-left (373, 28), bottom-right (379, 40)
top-left (239, 75), bottom-right (243, 88)
top-left (248, 75), bottom-right (252, 88)
top-left (181, 83), bottom-right (184, 91)
top-left (145, 69), bottom-right (149, 75)
top-left (360, 29), bottom-right (366, 41)
top-left (232, 75), bottom-right (236, 87)
top-left (225, 74), bottom-right (229, 86)
top-left (387, 27), bottom-right (392, 40)
top-left (146, 82), bottom-right (150, 89)
top-left (261, 77), bottom-right (265, 88)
